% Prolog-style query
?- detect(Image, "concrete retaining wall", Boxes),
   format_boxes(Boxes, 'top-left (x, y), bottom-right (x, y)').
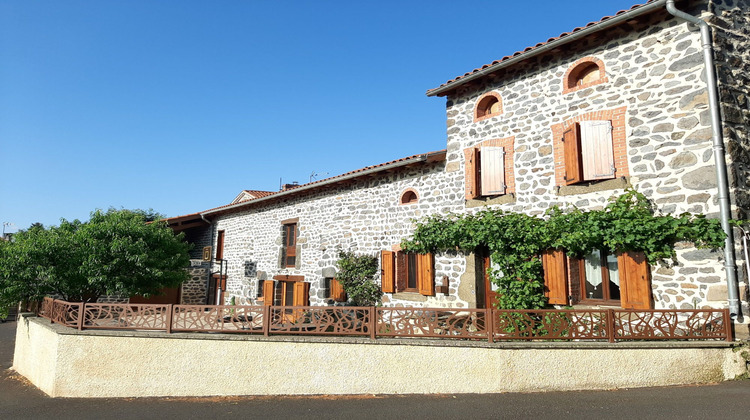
top-left (12, 315), bottom-right (749, 398)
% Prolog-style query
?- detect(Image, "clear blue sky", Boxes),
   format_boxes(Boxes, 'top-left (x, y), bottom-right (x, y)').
top-left (1, 0), bottom-right (644, 231)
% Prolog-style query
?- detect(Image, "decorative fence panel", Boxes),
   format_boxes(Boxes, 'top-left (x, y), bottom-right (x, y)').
top-left (172, 305), bottom-right (264, 333)
top-left (40, 298), bottom-right (82, 328)
top-left (82, 303), bottom-right (170, 331)
top-left (269, 306), bottom-right (372, 337)
top-left (37, 298), bottom-right (734, 342)
top-left (612, 309), bottom-right (730, 341)
top-left (377, 308), bottom-right (489, 339)
top-left (492, 309), bottom-right (609, 341)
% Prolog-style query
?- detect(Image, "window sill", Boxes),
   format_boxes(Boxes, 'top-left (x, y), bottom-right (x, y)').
top-left (466, 193), bottom-right (515, 208)
top-left (391, 292), bottom-right (428, 302)
top-left (556, 177), bottom-right (630, 196)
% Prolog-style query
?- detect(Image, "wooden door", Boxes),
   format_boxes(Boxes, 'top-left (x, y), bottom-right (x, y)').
top-left (476, 249), bottom-right (499, 309)
top-left (211, 274), bottom-right (226, 305)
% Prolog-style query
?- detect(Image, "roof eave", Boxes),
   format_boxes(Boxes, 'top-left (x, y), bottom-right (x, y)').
top-left (426, 0), bottom-right (668, 97)
top-left (201, 150), bottom-right (447, 218)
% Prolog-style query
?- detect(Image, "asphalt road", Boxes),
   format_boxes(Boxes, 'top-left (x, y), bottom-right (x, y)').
top-left (2, 318), bottom-right (749, 420)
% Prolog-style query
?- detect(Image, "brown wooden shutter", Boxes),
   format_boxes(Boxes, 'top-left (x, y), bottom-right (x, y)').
top-left (580, 120), bottom-right (615, 180)
top-left (216, 230), bottom-right (225, 260)
top-left (293, 281), bottom-right (310, 307)
top-left (617, 251), bottom-right (653, 310)
top-left (381, 250), bottom-right (395, 293)
top-left (417, 253), bottom-right (435, 296)
top-left (542, 249), bottom-right (569, 305)
top-left (563, 122), bottom-right (583, 185)
top-left (465, 147), bottom-right (481, 199)
top-left (480, 146), bottom-right (506, 195)
top-left (331, 278), bottom-right (347, 302)
top-left (262, 280), bottom-right (275, 306)
top-left (395, 252), bottom-right (407, 292)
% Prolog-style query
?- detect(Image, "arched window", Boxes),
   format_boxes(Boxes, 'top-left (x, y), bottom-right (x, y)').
top-left (400, 189), bottom-right (418, 205)
top-left (563, 57), bottom-right (607, 93)
top-left (474, 92), bottom-right (503, 122)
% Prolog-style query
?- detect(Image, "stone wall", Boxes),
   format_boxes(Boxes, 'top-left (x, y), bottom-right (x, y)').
top-left (710, 0), bottom-right (750, 308)
top-left (442, 6), bottom-right (748, 313)
top-left (203, 1), bottom-right (749, 316)
top-left (181, 262), bottom-right (208, 305)
top-left (212, 160), bottom-right (472, 308)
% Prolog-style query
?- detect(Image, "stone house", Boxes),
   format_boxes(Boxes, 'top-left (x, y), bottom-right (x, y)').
top-left (164, 0), bottom-right (749, 332)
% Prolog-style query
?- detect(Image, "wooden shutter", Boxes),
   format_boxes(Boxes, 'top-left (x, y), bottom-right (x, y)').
top-left (617, 251), bottom-right (653, 310)
top-left (465, 147), bottom-right (481, 199)
top-left (262, 280), bottom-right (275, 306)
top-left (542, 249), bottom-right (569, 305)
top-left (381, 250), bottom-right (395, 293)
top-left (216, 230), bottom-right (225, 260)
top-left (284, 224), bottom-right (297, 267)
top-left (417, 253), bottom-right (435, 296)
top-left (395, 252), bottom-right (407, 292)
top-left (580, 120), bottom-right (615, 180)
top-left (480, 146), bottom-right (506, 195)
top-left (331, 278), bottom-right (347, 302)
top-left (293, 281), bottom-right (310, 307)
top-left (563, 122), bottom-right (583, 185)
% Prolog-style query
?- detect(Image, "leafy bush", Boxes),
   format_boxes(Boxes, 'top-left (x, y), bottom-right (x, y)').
top-left (335, 251), bottom-right (382, 307)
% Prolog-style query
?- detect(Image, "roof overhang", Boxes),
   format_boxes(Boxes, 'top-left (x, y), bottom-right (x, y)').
top-left (162, 213), bottom-right (210, 232)
top-left (426, 0), bottom-right (668, 97)
top-left (201, 149), bottom-right (447, 218)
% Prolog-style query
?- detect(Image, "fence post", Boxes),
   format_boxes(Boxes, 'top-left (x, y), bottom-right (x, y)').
top-left (369, 306), bottom-right (376, 340)
top-left (724, 308), bottom-right (733, 342)
top-left (606, 309), bottom-right (616, 343)
top-left (77, 302), bottom-right (85, 331)
top-left (487, 309), bottom-right (494, 344)
top-left (49, 299), bottom-right (56, 324)
top-left (263, 305), bottom-right (271, 337)
top-left (166, 304), bottom-right (173, 334)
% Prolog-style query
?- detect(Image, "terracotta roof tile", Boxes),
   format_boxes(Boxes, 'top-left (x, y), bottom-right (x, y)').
top-left (428, 1), bottom-right (658, 95)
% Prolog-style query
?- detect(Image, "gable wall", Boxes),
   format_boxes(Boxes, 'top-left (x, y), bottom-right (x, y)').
top-left (211, 161), bottom-right (472, 307)
top-left (443, 7), bottom-right (747, 311)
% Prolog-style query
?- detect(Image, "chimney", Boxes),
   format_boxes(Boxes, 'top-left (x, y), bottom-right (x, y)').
top-left (281, 182), bottom-right (300, 192)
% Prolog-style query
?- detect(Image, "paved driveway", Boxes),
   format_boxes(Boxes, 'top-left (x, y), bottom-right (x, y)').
top-left (2, 317), bottom-right (749, 419)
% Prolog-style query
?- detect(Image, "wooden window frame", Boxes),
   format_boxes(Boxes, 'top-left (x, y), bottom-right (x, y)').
top-left (575, 249), bottom-right (621, 306)
top-left (393, 251), bottom-right (435, 296)
top-left (263, 276), bottom-right (310, 307)
top-left (463, 137), bottom-right (515, 200)
top-left (404, 252), bottom-right (419, 293)
top-left (399, 189), bottom-right (419, 205)
top-left (281, 222), bottom-right (297, 268)
top-left (215, 230), bottom-right (225, 260)
top-left (474, 91), bottom-right (503, 122)
top-left (552, 107), bottom-right (628, 187)
top-left (562, 56), bottom-right (608, 94)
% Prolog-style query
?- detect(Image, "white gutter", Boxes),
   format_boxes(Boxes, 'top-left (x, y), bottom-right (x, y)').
top-left (201, 150), bottom-right (446, 217)
top-left (666, 0), bottom-right (740, 318)
top-left (426, 0), bottom-right (668, 97)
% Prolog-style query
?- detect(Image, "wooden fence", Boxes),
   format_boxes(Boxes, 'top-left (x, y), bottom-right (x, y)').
top-left (38, 297), bottom-right (733, 343)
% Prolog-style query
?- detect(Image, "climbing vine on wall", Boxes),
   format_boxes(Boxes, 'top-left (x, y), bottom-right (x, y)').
top-left (400, 189), bottom-right (727, 310)
top-left (335, 251), bottom-right (382, 307)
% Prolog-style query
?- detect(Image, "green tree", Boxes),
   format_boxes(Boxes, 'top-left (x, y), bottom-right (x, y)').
top-left (335, 251), bottom-right (382, 306)
top-left (0, 209), bottom-right (190, 316)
